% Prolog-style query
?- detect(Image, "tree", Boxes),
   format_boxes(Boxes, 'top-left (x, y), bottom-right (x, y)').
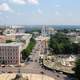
top-left (21, 37), bottom-right (36, 60)
top-left (49, 32), bottom-right (78, 54)
top-left (21, 49), bottom-right (30, 60)
top-left (75, 58), bottom-right (80, 80)
top-left (6, 40), bottom-right (13, 43)
top-left (72, 43), bottom-right (80, 54)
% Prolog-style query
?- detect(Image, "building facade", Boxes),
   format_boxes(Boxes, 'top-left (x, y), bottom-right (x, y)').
top-left (41, 26), bottom-right (57, 37)
top-left (0, 36), bottom-right (6, 43)
top-left (0, 43), bottom-right (22, 65)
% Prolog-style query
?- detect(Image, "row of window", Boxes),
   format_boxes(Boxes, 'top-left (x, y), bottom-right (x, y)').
top-left (0, 48), bottom-right (18, 51)
top-left (0, 52), bottom-right (18, 55)
top-left (0, 57), bottom-right (18, 59)
top-left (0, 60), bottom-right (18, 64)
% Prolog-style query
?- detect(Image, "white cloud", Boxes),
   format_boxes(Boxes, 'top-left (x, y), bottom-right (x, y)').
top-left (0, 3), bottom-right (11, 12)
top-left (28, 0), bottom-right (39, 5)
top-left (12, 0), bottom-right (39, 5)
top-left (13, 0), bottom-right (26, 4)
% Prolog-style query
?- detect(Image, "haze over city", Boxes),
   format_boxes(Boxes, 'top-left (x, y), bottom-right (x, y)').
top-left (0, 0), bottom-right (80, 80)
top-left (0, 0), bottom-right (80, 25)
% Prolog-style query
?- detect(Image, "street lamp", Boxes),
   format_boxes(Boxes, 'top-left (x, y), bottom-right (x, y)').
top-left (30, 73), bottom-right (32, 80)
top-left (40, 71), bottom-right (44, 80)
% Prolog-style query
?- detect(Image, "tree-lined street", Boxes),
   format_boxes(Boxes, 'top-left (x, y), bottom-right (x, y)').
top-left (0, 39), bottom-right (73, 80)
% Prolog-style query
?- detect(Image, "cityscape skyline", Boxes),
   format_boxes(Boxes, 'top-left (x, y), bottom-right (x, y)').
top-left (0, 0), bottom-right (80, 25)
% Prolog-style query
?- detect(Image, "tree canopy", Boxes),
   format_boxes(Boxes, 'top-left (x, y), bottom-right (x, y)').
top-left (75, 58), bottom-right (80, 80)
top-left (49, 32), bottom-right (79, 54)
top-left (6, 40), bottom-right (14, 43)
top-left (22, 37), bottom-right (36, 60)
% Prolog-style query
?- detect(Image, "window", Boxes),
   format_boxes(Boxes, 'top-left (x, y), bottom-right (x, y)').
top-left (13, 57), bottom-right (15, 59)
top-left (10, 53), bottom-right (12, 55)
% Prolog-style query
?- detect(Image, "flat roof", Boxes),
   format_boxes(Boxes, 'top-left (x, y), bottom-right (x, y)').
top-left (5, 33), bottom-right (31, 36)
top-left (0, 42), bottom-right (22, 46)
top-left (35, 36), bottom-right (50, 41)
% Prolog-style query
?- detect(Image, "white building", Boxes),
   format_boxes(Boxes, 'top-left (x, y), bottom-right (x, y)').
top-left (0, 33), bottom-right (32, 65)
top-left (5, 33), bottom-right (32, 49)
top-left (46, 27), bottom-right (57, 36)
top-left (3, 28), bottom-right (16, 35)
top-left (41, 26), bottom-right (57, 37)
top-left (59, 55), bottom-right (76, 67)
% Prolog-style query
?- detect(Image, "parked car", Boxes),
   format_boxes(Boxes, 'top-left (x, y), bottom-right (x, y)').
top-left (1, 65), bottom-right (5, 68)
top-left (8, 71), bottom-right (13, 73)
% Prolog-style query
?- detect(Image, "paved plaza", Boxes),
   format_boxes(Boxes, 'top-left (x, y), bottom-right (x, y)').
top-left (0, 73), bottom-right (55, 80)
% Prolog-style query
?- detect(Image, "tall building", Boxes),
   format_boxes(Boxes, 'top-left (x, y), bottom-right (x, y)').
top-left (41, 26), bottom-right (47, 37)
top-left (0, 33), bottom-right (32, 65)
top-left (46, 27), bottom-right (57, 36)
top-left (41, 26), bottom-right (57, 37)
top-left (5, 33), bottom-right (32, 49)
top-left (3, 27), bottom-right (16, 35)
top-left (0, 35), bottom-right (6, 43)
top-left (0, 43), bottom-right (22, 65)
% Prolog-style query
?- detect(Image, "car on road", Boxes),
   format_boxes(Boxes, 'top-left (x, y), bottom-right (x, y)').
top-left (2, 71), bottom-right (5, 73)
top-left (15, 65), bottom-right (21, 67)
top-left (1, 65), bottom-right (5, 68)
top-left (35, 60), bottom-right (37, 62)
top-left (40, 71), bottom-right (44, 74)
top-left (56, 75), bottom-right (60, 77)
top-left (29, 59), bottom-right (33, 62)
top-left (8, 71), bottom-right (13, 73)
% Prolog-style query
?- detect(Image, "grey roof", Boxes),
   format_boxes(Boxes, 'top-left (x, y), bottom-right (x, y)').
top-left (0, 43), bottom-right (22, 46)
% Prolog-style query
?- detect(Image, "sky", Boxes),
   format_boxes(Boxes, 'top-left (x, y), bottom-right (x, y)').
top-left (0, 0), bottom-right (80, 25)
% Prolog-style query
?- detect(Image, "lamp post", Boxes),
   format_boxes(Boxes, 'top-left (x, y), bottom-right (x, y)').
top-left (41, 71), bottom-right (44, 80)
top-left (30, 73), bottom-right (32, 80)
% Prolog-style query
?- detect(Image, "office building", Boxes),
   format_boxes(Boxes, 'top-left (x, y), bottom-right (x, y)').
top-left (0, 43), bottom-right (22, 65)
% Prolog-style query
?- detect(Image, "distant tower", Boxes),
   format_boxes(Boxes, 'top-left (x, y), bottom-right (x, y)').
top-left (41, 26), bottom-right (47, 37)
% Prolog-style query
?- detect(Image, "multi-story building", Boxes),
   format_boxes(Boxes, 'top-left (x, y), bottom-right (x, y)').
top-left (0, 26), bottom-right (32, 65)
top-left (3, 28), bottom-right (16, 35)
top-left (41, 26), bottom-right (57, 37)
top-left (5, 33), bottom-right (31, 42)
top-left (0, 35), bottom-right (6, 43)
top-left (46, 27), bottom-right (57, 36)
top-left (0, 43), bottom-right (22, 65)
top-left (5, 33), bottom-right (32, 49)
top-left (5, 34), bottom-right (16, 41)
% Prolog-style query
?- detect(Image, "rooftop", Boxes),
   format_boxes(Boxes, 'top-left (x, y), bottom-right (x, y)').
top-left (0, 42), bottom-right (22, 46)
top-left (5, 33), bottom-right (31, 36)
